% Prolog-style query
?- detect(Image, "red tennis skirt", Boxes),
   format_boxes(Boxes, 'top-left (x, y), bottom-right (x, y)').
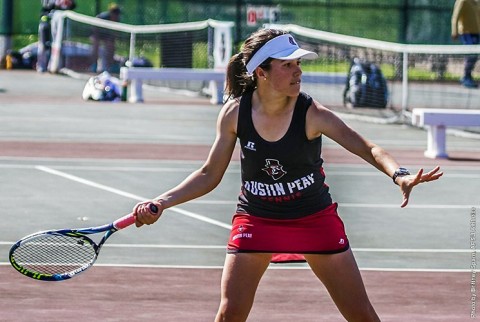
top-left (227, 203), bottom-right (349, 262)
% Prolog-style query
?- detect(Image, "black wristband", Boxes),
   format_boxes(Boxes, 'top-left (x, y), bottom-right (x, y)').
top-left (392, 167), bottom-right (410, 184)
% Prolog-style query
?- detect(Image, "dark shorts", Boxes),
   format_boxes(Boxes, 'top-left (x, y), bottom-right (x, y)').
top-left (227, 203), bottom-right (349, 255)
top-left (460, 34), bottom-right (480, 45)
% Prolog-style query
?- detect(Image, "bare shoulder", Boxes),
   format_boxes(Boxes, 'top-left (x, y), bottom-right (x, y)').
top-left (306, 99), bottom-right (351, 139)
top-left (218, 98), bottom-right (240, 134)
top-left (308, 99), bottom-right (336, 117)
top-left (221, 97), bottom-right (240, 117)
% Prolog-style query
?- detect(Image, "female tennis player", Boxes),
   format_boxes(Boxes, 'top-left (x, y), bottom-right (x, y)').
top-left (133, 29), bottom-right (443, 321)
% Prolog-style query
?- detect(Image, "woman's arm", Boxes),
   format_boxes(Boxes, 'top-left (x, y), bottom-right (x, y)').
top-left (307, 101), bottom-right (398, 175)
top-left (134, 100), bottom-right (239, 225)
top-left (306, 101), bottom-right (442, 207)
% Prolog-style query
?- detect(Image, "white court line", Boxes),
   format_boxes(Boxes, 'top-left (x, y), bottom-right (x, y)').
top-left (101, 246), bottom-right (476, 253)
top-left (33, 165), bottom-right (479, 210)
top-left (0, 241), bottom-right (474, 253)
top-left (0, 131), bottom-right (215, 142)
top-left (0, 156), bottom-right (208, 164)
top-left (0, 261), bottom-right (475, 272)
top-left (17, 165), bottom-right (480, 213)
top-left (339, 203), bottom-right (480, 209)
top-left (353, 248), bottom-right (474, 253)
top-left (187, 200), bottom-right (479, 209)
top-left (1, 156), bottom-right (480, 170)
top-left (35, 165), bottom-right (232, 230)
top-left (0, 240), bottom-right (474, 271)
top-left (89, 264), bottom-right (477, 273)
top-left (4, 163), bottom-right (480, 178)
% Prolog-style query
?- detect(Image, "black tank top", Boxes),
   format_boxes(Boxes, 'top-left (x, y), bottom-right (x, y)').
top-left (236, 91), bottom-right (332, 219)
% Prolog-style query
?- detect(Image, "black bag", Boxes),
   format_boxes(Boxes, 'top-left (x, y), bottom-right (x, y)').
top-left (343, 58), bottom-right (388, 108)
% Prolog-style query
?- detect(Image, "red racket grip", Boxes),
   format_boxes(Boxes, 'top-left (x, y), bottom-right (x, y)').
top-left (113, 204), bottom-right (159, 230)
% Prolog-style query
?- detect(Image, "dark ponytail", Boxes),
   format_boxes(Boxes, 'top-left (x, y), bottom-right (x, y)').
top-left (225, 52), bottom-right (256, 99)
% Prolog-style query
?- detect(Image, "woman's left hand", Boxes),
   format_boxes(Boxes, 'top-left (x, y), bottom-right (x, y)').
top-left (397, 166), bottom-right (443, 208)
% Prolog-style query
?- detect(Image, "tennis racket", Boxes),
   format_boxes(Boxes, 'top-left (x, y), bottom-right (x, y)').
top-left (9, 204), bottom-right (158, 281)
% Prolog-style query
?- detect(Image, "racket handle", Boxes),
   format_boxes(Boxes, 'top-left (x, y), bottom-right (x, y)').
top-left (113, 213), bottom-right (136, 230)
top-left (113, 203), bottom-right (159, 230)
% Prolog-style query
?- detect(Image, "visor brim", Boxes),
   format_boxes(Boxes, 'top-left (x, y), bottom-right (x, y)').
top-left (272, 48), bottom-right (318, 60)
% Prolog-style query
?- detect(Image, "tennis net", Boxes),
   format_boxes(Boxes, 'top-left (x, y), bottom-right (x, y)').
top-left (48, 11), bottom-right (233, 96)
top-left (266, 23), bottom-right (480, 115)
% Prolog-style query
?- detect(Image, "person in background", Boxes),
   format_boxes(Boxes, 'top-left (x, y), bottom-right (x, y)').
top-left (40, 0), bottom-right (55, 16)
top-left (90, 3), bottom-right (121, 73)
top-left (38, 0), bottom-right (75, 72)
top-left (53, 0), bottom-right (76, 10)
top-left (132, 29), bottom-right (443, 321)
top-left (36, 15), bottom-right (51, 72)
top-left (451, 0), bottom-right (480, 88)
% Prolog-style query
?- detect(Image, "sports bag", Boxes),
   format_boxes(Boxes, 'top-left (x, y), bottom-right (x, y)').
top-left (343, 58), bottom-right (388, 108)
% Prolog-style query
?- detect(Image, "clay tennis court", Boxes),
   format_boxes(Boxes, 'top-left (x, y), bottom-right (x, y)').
top-left (0, 71), bottom-right (479, 321)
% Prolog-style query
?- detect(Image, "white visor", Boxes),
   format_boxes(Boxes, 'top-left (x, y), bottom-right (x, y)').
top-left (245, 34), bottom-right (318, 75)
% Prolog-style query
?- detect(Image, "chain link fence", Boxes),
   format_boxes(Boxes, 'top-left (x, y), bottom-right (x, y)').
top-left (2, 0), bottom-right (456, 46)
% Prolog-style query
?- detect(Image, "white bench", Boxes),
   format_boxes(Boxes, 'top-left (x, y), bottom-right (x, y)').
top-left (412, 108), bottom-right (480, 158)
top-left (120, 67), bottom-right (226, 104)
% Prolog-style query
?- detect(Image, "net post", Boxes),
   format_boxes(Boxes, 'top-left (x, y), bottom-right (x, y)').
top-left (425, 125), bottom-right (448, 159)
top-left (131, 79), bottom-right (144, 103)
top-left (400, 51), bottom-right (409, 122)
top-left (209, 20), bottom-right (233, 104)
top-left (0, 0), bottom-right (13, 59)
top-left (48, 11), bottom-right (67, 73)
top-left (129, 32), bottom-right (136, 62)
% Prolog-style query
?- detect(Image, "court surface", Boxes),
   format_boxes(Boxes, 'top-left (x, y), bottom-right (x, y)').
top-left (1, 70), bottom-right (479, 321)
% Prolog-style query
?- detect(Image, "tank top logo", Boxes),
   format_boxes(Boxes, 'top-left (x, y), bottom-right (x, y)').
top-left (245, 141), bottom-right (256, 151)
top-left (262, 159), bottom-right (287, 180)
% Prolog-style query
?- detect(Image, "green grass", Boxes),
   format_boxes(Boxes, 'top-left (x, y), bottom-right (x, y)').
top-left (12, 34), bottom-right (462, 81)
top-left (12, 35), bottom-right (38, 49)
top-left (301, 60), bottom-right (462, 81)
top-left (117, 42), bottom-right (208, 68)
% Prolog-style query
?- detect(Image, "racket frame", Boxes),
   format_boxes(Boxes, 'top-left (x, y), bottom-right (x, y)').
top-left (9, 205), bottom-right (156, 281)
top-left (9, 223), bottom-right (117, 281)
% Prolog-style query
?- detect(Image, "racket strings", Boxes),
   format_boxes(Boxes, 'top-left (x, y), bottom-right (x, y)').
top-left (11, 234), bottom-right (97, 275)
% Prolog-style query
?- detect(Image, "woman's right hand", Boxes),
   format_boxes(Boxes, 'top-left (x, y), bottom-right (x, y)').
top-left (133, 200), bottom-right (163, 227)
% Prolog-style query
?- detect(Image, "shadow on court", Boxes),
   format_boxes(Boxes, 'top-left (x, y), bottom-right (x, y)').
top-left (0, 70), bottom-right (479, 321)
